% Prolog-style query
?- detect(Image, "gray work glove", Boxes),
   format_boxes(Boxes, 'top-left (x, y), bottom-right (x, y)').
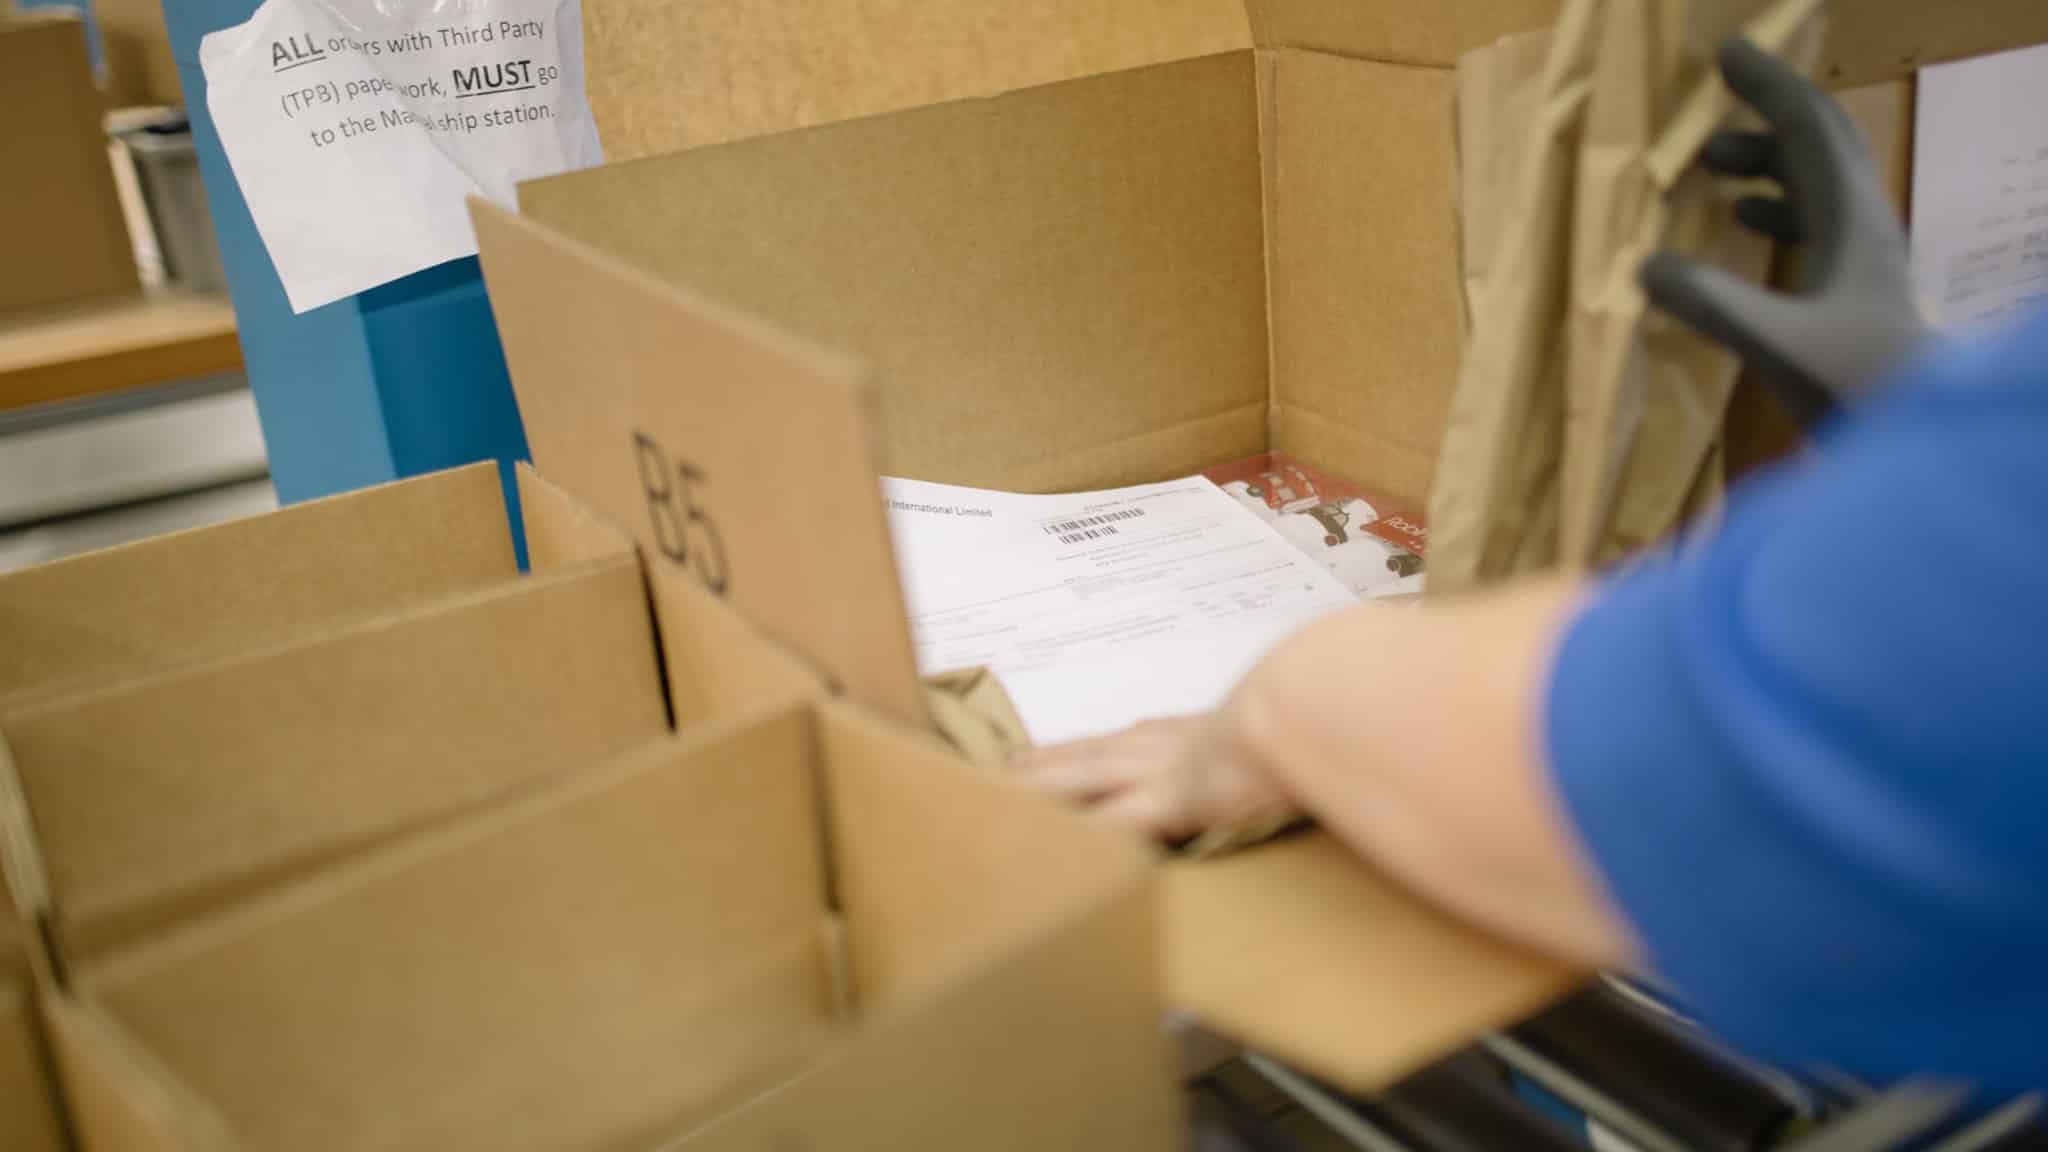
top-left (1642, 38), bottom-right (1932, 427)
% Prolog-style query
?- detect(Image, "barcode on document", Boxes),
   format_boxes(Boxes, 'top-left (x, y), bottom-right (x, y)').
top-left (1042, 508), bottom-right (1146, 537)
top-left (1058, 526), bottom-right (1120, 545)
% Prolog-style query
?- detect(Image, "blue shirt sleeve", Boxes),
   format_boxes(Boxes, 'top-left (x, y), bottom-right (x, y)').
top-left (1546, 312), bottom-right (2048, 1096)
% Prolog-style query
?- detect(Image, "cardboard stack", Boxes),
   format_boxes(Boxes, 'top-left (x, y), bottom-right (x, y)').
top-left (0, 463), bottom-right (666, 1146)
top-left (0, 468), bottom-right (670, 943)
top-left (39, 700), bottom-right (1175, 1151)
top-left (0, 461), bottom-right (1181, 1146)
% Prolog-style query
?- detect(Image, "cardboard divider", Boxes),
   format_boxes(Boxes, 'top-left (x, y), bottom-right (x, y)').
top-left (7, 557), bottom-right (666, 963)
top-left (45, 699), bottom-right (1172, 1152)
top-left (0, 464), bottom-right (673, 974)
top-left (671, 842), bottom-right (1175, 1151)
top-left (54, 708), bottom-right (830, 1152)
top-left (0, 463), bottom-right (516, 714)
top-left (646, 564), bottom-right (821, 726)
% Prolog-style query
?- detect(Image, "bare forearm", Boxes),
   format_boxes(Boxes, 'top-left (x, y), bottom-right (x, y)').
top-left (1227, 579), bottom-right (1639, 969)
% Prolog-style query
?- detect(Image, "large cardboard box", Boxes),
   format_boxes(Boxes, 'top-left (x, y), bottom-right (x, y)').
top-left (0, 463), bottom-right (672, 967)
top-left (0, 14), bottom-right (141, 316)
top-left (41, 698), bottom-right (1176, 1151)
top-left (476, 0), bottom-right (2048, 1092)
top-left (475, 16), bottom-right (1579, 1091)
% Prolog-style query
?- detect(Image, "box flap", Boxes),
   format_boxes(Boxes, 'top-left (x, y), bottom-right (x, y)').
top-left (1167, 833), bottom-right (1576, 1094)
top-left (1244, 0), bottom-right (1560, 66)
top-left (672, 848), bottom-right (1177, 1152)
top-left (0, 463), bottom-right (515, 713)
top-left (77, 709), bottom-right (834, 1152)
top-left (514, 51), bottom-right (1272, 495)
top-left (584, 0), bottom-right (1250, 160)
top-left (7, 557), bottom-right (667, 961)
top-left (472, 201), bottom-right (930, 729)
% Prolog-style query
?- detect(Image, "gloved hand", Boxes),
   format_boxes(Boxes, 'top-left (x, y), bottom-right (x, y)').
top-left (1642, 38), bottom-right (1931, 427)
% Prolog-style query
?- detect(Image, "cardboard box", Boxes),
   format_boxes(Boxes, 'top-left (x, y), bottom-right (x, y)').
top-left (42, 698), bottom-right (1177, 1151)
top-left (479, 0), bottom-right (2048, 1092)
top-left (475, 22), bottom-right (1577, 1089)
top-left (0, 463), bottom-right (672, 966)
top-left (0, 14), bottom-right (141, 316)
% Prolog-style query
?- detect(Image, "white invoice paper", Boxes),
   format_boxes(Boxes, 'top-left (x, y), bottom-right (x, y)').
top-left (883, 476), bottom-right (1359, 746)
top-left (1913, 42), bottom-right (2048, 331)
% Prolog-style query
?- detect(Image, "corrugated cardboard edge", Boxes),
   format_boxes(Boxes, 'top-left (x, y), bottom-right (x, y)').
top-left (9, 548), bottom-right (665, 966)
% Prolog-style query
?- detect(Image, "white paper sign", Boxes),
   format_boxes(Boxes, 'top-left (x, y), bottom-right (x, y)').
top-left (200, 0), bottom-right (602, 313)
top-left (1913, 42), bottom-right (2048, 332)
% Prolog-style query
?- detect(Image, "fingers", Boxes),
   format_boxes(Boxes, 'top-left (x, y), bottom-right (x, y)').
top-left (1091, 784), bottom-right (1199, 841)
top-left (1701, 131), bottom-right (1779, 179)
top-left (1011, 716), bottom-right (1272, 844)
top-left (1640, 249), bottom-right (1790, 360)
top-left (1010, 718), bottom-right (1188, 802)
top-left (1735, 195), bottom-right (1802, 243)
top-left (1718, 38), bottom-right (1822, 139)
top-left (1640, 250), bottom-right (1840, 428)
top-left (1011, 737), bottom-right (1147, 803)
top-left (1012, 728), bottom-right (1195, 839)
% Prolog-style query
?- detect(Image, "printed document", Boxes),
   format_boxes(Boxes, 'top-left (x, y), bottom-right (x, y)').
top-left (1914, 43), bottom-right (2048, 331)
top-left (884, 476), bottom-right (1358, 745)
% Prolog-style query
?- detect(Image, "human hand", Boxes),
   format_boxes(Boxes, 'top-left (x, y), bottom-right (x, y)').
top-left (1642, 38), bottom-right (1931, 427)
top-left (1010, 712), bottom-right (1299, 846)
